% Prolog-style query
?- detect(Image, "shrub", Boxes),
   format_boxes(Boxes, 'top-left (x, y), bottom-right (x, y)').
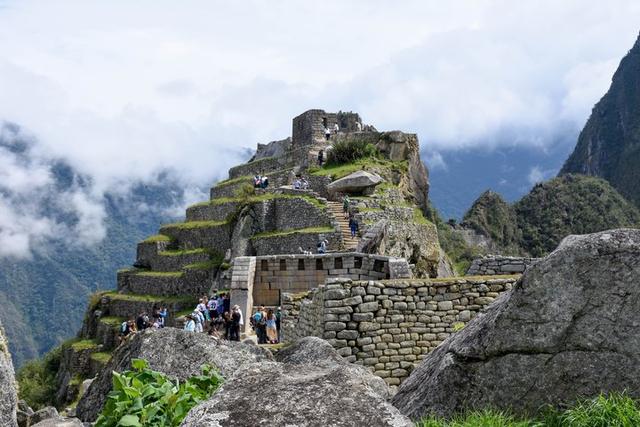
top-left (95, 359), bottom-right (223, 427)
top-left (326, 139), bottom-right (379, 166)
top-left (17, 344), bottom-right (64, 410)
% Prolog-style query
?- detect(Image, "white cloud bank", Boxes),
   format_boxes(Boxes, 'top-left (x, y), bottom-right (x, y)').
top-left (0, 0), bottom-right (639, 256)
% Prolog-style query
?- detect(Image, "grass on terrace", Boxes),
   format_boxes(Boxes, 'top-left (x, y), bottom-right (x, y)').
top-left (251, 226), bottom-right (335, 239)
top-left (99, 316), bottom-right (125, 327)
top-left (142, 234), bottom-right (171, 243)
top-left (160, 219), bottom-right (228, 230)
top-left (158, 248), bottom-right (208, 257)
top-left (214, 175), bottom-right (251, 188)
top-left (188, 193), bottom-right (325, 210)
top-left (103, 291), bottom-right (196, 304)
top-left (90, 352), bottom-right (112, 364)
top-left (134, 270), bottom-right (183, 278)
top-left (71, 339), bottom-right (99, 351)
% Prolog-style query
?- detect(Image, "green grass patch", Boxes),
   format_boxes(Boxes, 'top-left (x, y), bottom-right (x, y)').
top-left (414, 208), bottom-right (434, 226)
top-left (214, 175), bottom-right (251, 188)
top-left (134, 271), bottom-right (183, 278)
top-left (99, 316), bottom-right (125, 327)
top-left (142, 234), bottom-right (171, 243)
top-left (311, 158), bottom-right (407, 180)
top-left (418, 392), bottom-right (640, 426)
top-left (90, 352), bottom-right (112, 364)
top-left (184, 260), bottom-right (220, 270)
top-left (251, 226), bottom-right (335, 239)
top-left (160, 220), bottom-right (227, 230)
top-left (103, 292), bottom-right (196, 304)
top-left (71, 339), bottom-right (99, 351)
top-left (158, 248), bottom-right (207, 257)
top-left (189, 193), bottom-right (325, 210)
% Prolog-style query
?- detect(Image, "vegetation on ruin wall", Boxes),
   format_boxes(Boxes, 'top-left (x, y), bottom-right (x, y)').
top-left (188, 192), bottom-right (325, 210)
top-left (326, 138), bottom-right (380, 166)
top-left (419, 392), bottom-right (640, 427)
top-left (17, 341), bottom-right (67, 410)
top-left (96, 359), bottom-right (223, 427)
top-left (213, 175), bottom-right (251, 188)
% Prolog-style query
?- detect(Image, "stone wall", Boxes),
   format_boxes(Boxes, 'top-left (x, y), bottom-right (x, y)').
top-left (230, 254), bottom-right (413, 327)
top-left (466, 255), bottom-right (540, 276)
top-left (252, 253), bottom-right (410, 305)
top-left (282, 276), bottom-right (518, 387)
top-left (280, 288), bottom-right (325, 342)
top-left (250, 230), bottom-right (343, 257)
top-left (292, 110), bottom-right (362, 146)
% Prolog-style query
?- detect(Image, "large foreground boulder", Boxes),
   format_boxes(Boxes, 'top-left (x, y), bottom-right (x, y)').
top-left (76, 328), bottom-right (272, 422)
top-left (393, 228), bottom-right (640, 419)
top-left (0, 319), bottom-right (17, 427)
top-left (182, 337), bottom-right (412, 426)
top-left (327, 170), bottom-right (383, 195)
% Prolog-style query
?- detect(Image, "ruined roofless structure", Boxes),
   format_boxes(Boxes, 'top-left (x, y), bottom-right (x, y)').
top-left (55, 109), bottom-right (450, 406)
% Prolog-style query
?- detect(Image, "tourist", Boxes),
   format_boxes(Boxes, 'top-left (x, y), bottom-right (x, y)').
top-left (158, 306), bottom-right (168, 327)
top-left (192, 310), bottom-right (204, 333)
top-left (356, 121), bottom-right (362, 131)
top-left (223, 293), bottom-right (231, 313)
top-left (294, 178), bottom-right (302, 189)
top-left (183, 314), bottom-right (196, 332)
top-left (333, 122), bottom-right (339, 134)
top-left (266, 308), bottom-right (278, 344)
top-left (317, 238), bottom-right (328, 254)
top-left (276, 307), bottom-right (281, 341)
top-left (253, 307), bottom-right (267, 344)
top-left (197, 298), bottom-right (209, 324)
top-left (207, 296), bottom-right (218, 319)
top-left (324, 127), bottom-right (331, 141)
top-left (318, 150), bottom-right (324, 167)
top-left (301, 177), bottom-right (309, 190)
top-left (349, 216), bottom-right (358, 238)
top-left (342, 195), bottom-right (350, 219)
top-left (118, 319), bottom-right (136, 344)
top-left (151, 315), bottom-right (162, 328)
top-left (261, 176), bottom-right (269, 189)
top-left (223, 311), bottom-right (232, 339)
top-left (230, 305), bottom-right (242, 341)
top-left (136, 312), bottom-right (149, 331)
top-left (254, 174), bottom-right (262, 188)
top-left (216, 294), bottom-right (225, 317)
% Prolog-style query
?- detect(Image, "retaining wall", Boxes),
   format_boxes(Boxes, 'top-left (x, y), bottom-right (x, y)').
top-left (282, 276), bottom-right (518, 387)
top-left (466, 255), bottom-right (540, 275)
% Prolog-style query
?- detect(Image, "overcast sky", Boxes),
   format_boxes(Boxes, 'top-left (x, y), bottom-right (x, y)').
top-left (1, 0), bottom-right (639, 257)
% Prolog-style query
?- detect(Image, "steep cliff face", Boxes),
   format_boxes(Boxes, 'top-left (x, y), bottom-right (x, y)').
top-left (560, 32), bottom-right (640, 207)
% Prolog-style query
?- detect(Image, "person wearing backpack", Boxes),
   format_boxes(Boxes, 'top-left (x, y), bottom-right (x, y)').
top-left (184, 314), bottom-right (196, 332)
top-left (253, 307), bottom-right (267, 344)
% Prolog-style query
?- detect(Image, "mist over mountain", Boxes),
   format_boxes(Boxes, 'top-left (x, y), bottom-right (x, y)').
top-left (0, 123), bottom-right (202, 366)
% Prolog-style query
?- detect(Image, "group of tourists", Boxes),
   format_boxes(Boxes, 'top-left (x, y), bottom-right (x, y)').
top-left (118, 306), bottom-right (169, 343)
top-left (253, 174), bottom-right (269, 189)
top-left (324, 122), bottom-right (339, 141)
top-left (182, 293), bottom-right (246, 341)
top-left (250, 306), bottom-right (280, 344)
top-left (293, 176), bottom-right (310, 190)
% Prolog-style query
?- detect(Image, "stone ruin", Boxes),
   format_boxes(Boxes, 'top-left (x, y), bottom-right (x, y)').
top-left (54, 109), bottom-right (450, 407)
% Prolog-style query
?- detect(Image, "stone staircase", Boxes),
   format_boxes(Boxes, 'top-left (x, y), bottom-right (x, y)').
top-left (326, 201), bottom-right (358, 250)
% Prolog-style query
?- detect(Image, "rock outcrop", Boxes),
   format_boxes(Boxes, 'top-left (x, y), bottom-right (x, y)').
top-left (393, 228), bottom-right (640, 419)
top-left (0, 318), bottom-right (17, 427)
top-left (327, 170), bottom-right (383, 195)
top-left (76, 328), bottom-right (272, 422)
top-left (182, 337), bottom-right (412, 427)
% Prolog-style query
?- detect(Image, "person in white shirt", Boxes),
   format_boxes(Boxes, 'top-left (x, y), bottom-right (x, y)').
top-left (333, 123), bottom-right (339, 134)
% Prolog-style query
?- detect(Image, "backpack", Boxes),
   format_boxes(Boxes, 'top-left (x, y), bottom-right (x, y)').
top-left (120, 321), bottom-right (128, 334)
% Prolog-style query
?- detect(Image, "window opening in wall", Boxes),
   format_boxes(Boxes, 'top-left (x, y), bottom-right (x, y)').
top-left (354, 257), bottom-right (362, 269)
top-left (280, 259), bottom-right (287, 271)
top-left (373, 259), bottom-right (384, 273)
top-left (261, 260), bottom-right (269, 271)
top-left (298, 259), bottom-right (305, 270)
top-left (316, 259), bottom-right (323, 270)
top-left (335, 257), bottom-right (343, 269)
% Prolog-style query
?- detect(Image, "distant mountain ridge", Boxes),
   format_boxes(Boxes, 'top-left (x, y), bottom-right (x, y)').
top-left (0, 123), bottom-right (190, 367)
top-left (560, 32), bottom-right (640, 207)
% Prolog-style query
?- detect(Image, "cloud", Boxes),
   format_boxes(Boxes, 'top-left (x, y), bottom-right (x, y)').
top-left (0, 1), bottom-right (639, 256)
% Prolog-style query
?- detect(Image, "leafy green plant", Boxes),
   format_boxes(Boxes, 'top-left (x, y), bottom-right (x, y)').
top-left (326, 138), bottom-right (379, 166)
top-left (95, 358), bottom-right (223, 427)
